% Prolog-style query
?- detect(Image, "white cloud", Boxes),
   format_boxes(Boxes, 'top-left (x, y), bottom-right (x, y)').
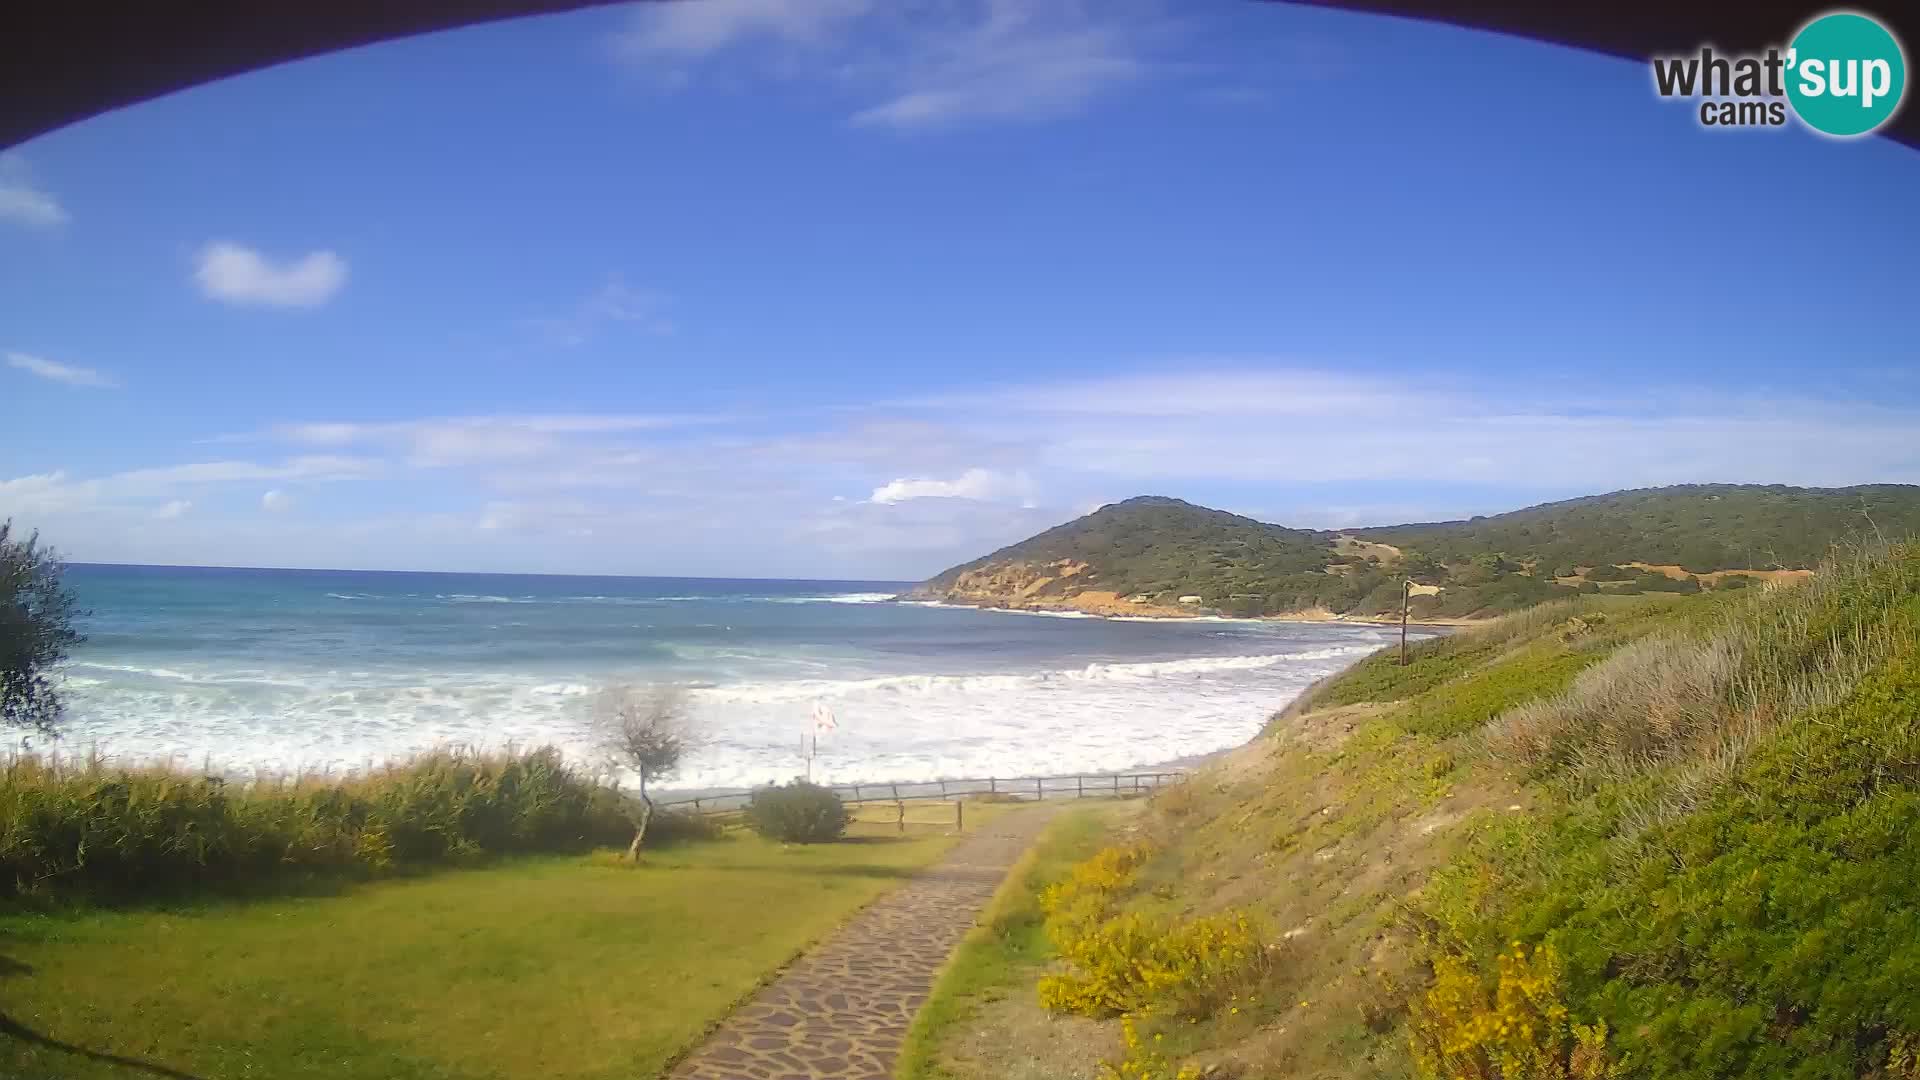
top-left (850, 3), bottom-right (1155, 129)
top-left (0, 457), bottom-right (379, 517)
top-left (0, 179), bottom-right (67, 227)
top-left (611, 0), bottom-right (1164, 129)
top-left (526, 277), bottom-right (675, 346)
top-left (154, 500), bottom-right (192, 520)
top-left (16, 363), bottom-right (1920, 580)
top-left (898, 368), bottom-right (1920, 493)
top-left (613, 0), bottom-right (873, 57)
top-left (261, 490), bottom-right (292, 512)
top-left (870, 467), bottom-right (1036, 505)
top-left (7, 351), bottom-right (118, 389)
top-left (267, 413), bottom-right (721, 468)
top-left (195, 242), bottom-right (348, 308)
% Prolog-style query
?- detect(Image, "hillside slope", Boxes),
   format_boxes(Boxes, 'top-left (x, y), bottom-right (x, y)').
top-left (920, 544), bottom-right (1920, 1080)
top-left (910, 496), bottom-right (1342, 616)
top-left (1357, 483), bottom-right (1920, 574)
top-left (912, 485), bottom-right (1920, 620)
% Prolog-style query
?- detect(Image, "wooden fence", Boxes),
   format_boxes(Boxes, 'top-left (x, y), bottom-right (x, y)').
top-left (654, 770), bottom-right (1186, 817)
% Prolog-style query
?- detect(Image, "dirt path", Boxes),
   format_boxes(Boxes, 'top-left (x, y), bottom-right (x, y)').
top-left (663, 806), bottom-right (1056, 1080)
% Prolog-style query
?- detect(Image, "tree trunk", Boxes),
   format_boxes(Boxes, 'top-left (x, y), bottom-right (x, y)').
top-left (626, 778), bottom-right (653, 861)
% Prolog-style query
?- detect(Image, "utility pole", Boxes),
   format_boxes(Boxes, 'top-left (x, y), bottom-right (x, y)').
top-left (1399, 577), bottom-right (1412, 666)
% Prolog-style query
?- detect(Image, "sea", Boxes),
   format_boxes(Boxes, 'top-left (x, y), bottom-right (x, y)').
top-left (48, 564), bottom-right (1424, 791)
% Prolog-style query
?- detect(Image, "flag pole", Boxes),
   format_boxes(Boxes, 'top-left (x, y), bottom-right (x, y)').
top-left (1400, 577), bottom-right (1411, 666)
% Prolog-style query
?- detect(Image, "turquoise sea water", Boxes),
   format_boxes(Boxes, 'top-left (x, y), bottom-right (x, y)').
top-left (54, 564), bottom-right (1412, 788)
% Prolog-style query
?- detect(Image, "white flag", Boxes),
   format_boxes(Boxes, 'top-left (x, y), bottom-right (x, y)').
top-left (811, 701), bottom-right (837, 734)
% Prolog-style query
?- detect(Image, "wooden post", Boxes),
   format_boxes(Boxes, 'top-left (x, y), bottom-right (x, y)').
top-left (989, 777), bottom-right (997, 795)
top-left (955, 798), bottom-right (964, 833)
top-left (852, 784), bottom-right (861, 804)
top-left (1113, 773), bottom-right (1120, 795)
top-left (1036, 777), bottom-right (1044, 801)
top-left (1077, 774), bottom-right (1084, 799)
top-left (1400, 578), bottom-right (1411, 666)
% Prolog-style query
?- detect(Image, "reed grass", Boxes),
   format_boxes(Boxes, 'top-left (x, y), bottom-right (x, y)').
top-left (1490, 542), bottom-right (1920, 819)
top-left (0, 745), bottom-right (639, 900)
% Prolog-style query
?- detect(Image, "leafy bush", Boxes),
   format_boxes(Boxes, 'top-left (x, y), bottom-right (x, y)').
top-left (0, 746), bottom-right (632, 900)
top-left (1585, 564), bottom-right (1636, 582)
top-left (1040, 908), bottom-right (1267, 1019)
top-left (745, 780), bottom-right (848, 843)
top-left (1037, 842), bottom-right (1265, 1019)
top-left (1410, 944), bottom-right (1620, 1080)
top-left (1414, 545), bottom-right (1920, 1079)
top-left (0, 521), bottom-right (86, 735)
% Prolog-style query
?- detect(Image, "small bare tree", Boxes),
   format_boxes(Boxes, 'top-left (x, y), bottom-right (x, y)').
top-left (597, 684), bottom-right (698, 860)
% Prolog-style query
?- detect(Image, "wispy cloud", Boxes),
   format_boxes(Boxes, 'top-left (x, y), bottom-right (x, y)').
top-left (0, 180), bottom-right (67, 227)
top-left (7, 351), bottom-right (119, 389)
top-left (850, 1), bottom-right (1158, 129)
top-left (611, 0), bottom-right (1167, 129)
top-left (16, 365), bottom-right (1920, 579)
top-left (195, 242), bottom-right (348, 308)
top-left (525, 277), bottom-right (675, 346)
top-left (870, 467), bottom-right (1036, 505)
top-left (613, 0), bottom-right (873, 58)
top-left (0, 157), bottom-right (67, 227)
top-left (261, 490), bottom-right (292, 513)
top-left (266, 413), bottom-right (723, 467)
top-left (154, 500), bottom-right (192, 520)
top-left (0, 457), bottom-right (379, 517)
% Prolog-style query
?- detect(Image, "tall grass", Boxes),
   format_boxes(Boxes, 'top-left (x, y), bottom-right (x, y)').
top-left (1491, 542), bottom-right (1920, 820)
top-left (0, 745), bottom-right (635, 900)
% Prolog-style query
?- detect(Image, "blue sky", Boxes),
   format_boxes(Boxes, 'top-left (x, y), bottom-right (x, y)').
top-left (3, 0), bottom-right (1918, 579)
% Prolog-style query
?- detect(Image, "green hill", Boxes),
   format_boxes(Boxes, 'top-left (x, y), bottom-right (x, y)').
top-left (912, 485), bottom-right (1920, 620)
top-left (1358, 483), bottom-right (1920, 574)
top-left (909, 543), bottom-right (1920, 1080)
top-left (913, 496), bottom-right (1340, 615)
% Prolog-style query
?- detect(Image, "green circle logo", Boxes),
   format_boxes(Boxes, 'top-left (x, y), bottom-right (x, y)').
top-left (1786, 12), bottom-right (1908, 136)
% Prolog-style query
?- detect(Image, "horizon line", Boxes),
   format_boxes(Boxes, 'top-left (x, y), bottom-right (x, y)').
top-left (64, 560), bottom-right (916, 585)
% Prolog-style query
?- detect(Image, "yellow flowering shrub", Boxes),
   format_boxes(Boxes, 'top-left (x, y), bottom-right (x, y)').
top-left (1099, 1014), bottom-right (1202, 1080)
top-left (1410, 943), bottom-right (1621, 1080)
top-left (1040, 908), bottom-right (1268, 1018)
top-left (1039, 840), bottom-right (1153, 935)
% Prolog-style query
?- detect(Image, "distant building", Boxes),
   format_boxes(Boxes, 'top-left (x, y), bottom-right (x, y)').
top-left (1178, 595), bottom-right (1203, 604)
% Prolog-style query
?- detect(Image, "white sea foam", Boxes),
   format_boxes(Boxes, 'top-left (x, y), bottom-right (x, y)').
top-left (53, 633), bottom-right (1407, 789)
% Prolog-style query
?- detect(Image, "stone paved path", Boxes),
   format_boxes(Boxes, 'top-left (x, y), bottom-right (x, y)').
top-left (664, 806), bottom-right (1056, 1080)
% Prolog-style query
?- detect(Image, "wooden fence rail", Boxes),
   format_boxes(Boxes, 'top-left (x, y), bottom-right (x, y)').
top-left (654, 770), bottom-right (1186, 816)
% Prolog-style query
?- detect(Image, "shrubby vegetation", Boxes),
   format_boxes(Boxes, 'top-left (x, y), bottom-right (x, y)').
top-left (745, 779), bottom-right (849, 843)
top-left (922, 496), bottom-right (1334, 607)
top-left (1071, 544), bottom-right (1920, 1080)
top-left (0, 746), bottom-right (638, 900)
top-left (921, 486), bottom-right (1915, 621)
top-left (0, 520), bottom-right (85, 734)
top-left (1036, 839), bottom-right (1267, 1024)
top-left (1358, 483), bottom-right (1920, 573)
top-left (1412, 544), bottom-right (1920, 1079)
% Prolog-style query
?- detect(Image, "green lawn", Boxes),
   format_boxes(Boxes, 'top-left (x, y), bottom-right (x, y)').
top-left (0, 823), bottom-right (986, 1080)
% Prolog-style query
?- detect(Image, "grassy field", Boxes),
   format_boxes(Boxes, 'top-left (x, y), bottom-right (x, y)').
top-left (0, 811), bottom-right (997, 1080)
top-left (896, 805), bottom-right (1118, 1080)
